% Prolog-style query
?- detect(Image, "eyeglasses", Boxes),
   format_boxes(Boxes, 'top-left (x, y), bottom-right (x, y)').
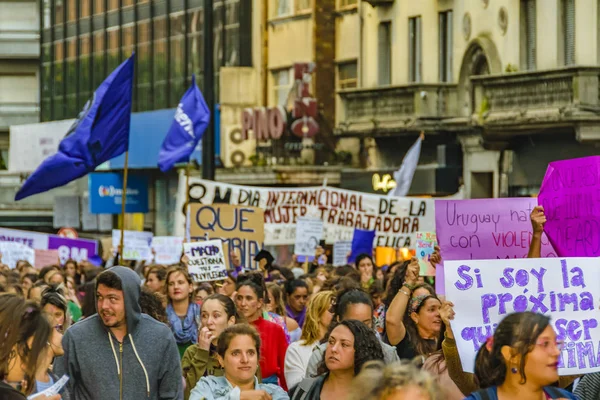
top-left (535, 339), bottom-right (565, 352)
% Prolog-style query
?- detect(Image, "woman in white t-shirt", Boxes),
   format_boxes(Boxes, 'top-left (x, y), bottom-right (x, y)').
top-left (284, 290), bottom-right (334, 390)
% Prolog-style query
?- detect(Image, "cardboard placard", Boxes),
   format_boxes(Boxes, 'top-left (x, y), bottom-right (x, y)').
top-left (294, 217), bottom-right (324, 257)
top-left (184, 240), bottom-right (228, 282)
top-left (415, 232), bottom-right (437, 276)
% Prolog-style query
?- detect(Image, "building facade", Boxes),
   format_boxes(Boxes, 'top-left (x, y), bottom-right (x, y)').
top-left (335, 0), bottom-right (600, 198)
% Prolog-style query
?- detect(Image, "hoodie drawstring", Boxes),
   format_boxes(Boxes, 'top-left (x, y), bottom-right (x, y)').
top-left (108, 332), bottom-right (121, 376)
top-left (130, 333), bottom-right (150, 398)
top-left (108, 332), bottom-right (151, 398)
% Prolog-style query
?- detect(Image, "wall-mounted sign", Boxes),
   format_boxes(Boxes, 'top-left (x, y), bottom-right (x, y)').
top-left (241, 106), bottom-right (287, 141)
top-left (89, 173), bottom-right (149, 214)
top-left (372, 173), bottom-right (397, 193)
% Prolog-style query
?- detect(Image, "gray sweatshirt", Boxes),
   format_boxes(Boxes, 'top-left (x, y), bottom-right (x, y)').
top-left (62, 266), bottom-right (183, 399)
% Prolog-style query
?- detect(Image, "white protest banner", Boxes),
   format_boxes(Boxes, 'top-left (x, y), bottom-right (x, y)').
top-left (152, 236), bottom-right (184, 265)
top-left (294, 217), bottom-right (324, 257)
top-left (184, 240), bottom-right (228, 282)
top-left (112, 230), bottom-right (153, 261)
top-left (175, 174), bottom-right (434, 247)
top-left (0, 242), bottom-right (35, 269)
top-left (0, 227), bottom-right (49, 249)
top-left (445, 258), bottom-right (600, 375)
top-left (333, 241), bottom-right (352, 266)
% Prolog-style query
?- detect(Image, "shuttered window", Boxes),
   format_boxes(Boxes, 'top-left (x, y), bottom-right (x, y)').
top-left (409, 16), bottom-right (422, 83)
top-left (520, 0), bottom-right (536, 70)
top-left (560, 0), bottom-right (575, 65)
top-left (439, 11), bottom-right (453, 82)
top-left (378, 21), bottom-right (392, 86)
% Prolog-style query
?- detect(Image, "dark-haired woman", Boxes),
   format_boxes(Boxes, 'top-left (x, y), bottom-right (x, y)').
top-left (384, 258), bottom-right (442, 360)
top-left (165, 266), bottom-right (200, 358)
top-left (145, 265), bottom-right (167, 294)
top-left (285, 279), bottom-right (309, 328)
top-left (189, 324), bottom-right (289, 400)
top-left (236, 275), bottom-right (289, 390)
top-left (182, 294), bottom-right (244, 400)
top-left (0, 295), bottom-right (60, 400)
top-left (290, 320), bottom-right (385, 399)
top-left (305, 287), bottom-right (399, 378)
top-left (355, 254), bottom-right (376, 290)
top-left (466, 312), bottom-right (576, 400)
top-left (41, 284), bottom-right (71, 333)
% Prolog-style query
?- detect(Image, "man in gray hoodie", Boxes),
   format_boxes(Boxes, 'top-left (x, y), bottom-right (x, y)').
top-left (62, 266), bottom-right (183, 399)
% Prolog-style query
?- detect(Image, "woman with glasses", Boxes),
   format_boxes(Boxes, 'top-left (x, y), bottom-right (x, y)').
top-left (466, 312), bottom-right (576, 400)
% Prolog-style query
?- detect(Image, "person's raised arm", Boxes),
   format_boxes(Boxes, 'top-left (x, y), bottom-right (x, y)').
top-left (385, 258), bottom-right (419, 346)
top-left (528, 206), bottom-right (546, 258)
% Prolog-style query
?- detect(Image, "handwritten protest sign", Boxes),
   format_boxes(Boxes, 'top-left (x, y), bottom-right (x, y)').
top-left (176, 175), bottom-right (434, 248)
top-left (415, 232), bottom-right (436, 276)
top-left (538, 156), bottom-right (600, 257)
top-left (189, 203), bottom-right (264, 269)
top-left (333, 241), bottom-right (352, 266)
top-left (294, 217), bottom-right (324, 257)
top-left (152, 236), bottom-right (183, 265)
top-left (445, 258), bottom-right (600, 375)
top-left (435, 198), bottom-right (556, 294)
top-left (34, 249), bottom-right (59, 269)
top-left (184, 240), bottom-right (228, 282)
top-left (112, 230), bottom-right (153, 261)
top-left (0, 242), bottom-right (35, 269)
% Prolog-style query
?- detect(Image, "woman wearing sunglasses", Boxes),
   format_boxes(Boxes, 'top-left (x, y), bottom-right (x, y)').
top-left (466, 312), bottom-right (576, 400)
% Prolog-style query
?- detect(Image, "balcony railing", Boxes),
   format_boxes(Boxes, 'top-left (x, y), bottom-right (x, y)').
top-left (471, 66), bottom-right (600, 128)
top-left (336, 84), bottom-right (457, 134)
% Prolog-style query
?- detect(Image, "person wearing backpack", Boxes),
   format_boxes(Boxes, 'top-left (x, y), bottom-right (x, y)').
top-left (465, 312), bottom-right (577, 400)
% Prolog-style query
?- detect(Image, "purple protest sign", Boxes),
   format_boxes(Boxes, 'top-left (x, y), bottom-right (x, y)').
top-left (538, 156), bottom-right (600, 257)
top-left (435, 198), bottom-right (556, 294)
top-left (47, 236), bottom-right (98, 265)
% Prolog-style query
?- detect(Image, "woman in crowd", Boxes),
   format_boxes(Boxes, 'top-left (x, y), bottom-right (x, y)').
top-left (466, 312), bottom-right (576, 400)
top-left (20, 273), bottom-right (37, 299)
top-left (370, 281), bottom-right (386, 335)
top-left (284, 279), bottom-right (309, 329)
top-left (217, 271), bottom-right (237, 300)
top-left (63, 259), bottom-right (81, 285)
top-left (0, 294), bottom-right (60, 400)
top-left (139, 286), bottom-right (169, 324)
top-left (189, 324), bottom-right (289, 400)
top-left (182, 294), bottom-right (242, 399)
top-left (32, 328), bottom-right (69, 399)
top-left (194, 282), bottom-right (215, 304)
top-left (64, 276), bottom-right (82, 322)
top-left (350, 361), bottom-right (442, 400)
top-left (267, 282), bottom-right (300, 342)
top-left (285, 290), bottom-right (334, 389)
top-left (384, 258), bottom-right (442, 360)
top-left (236, 273), bottom-right (289, 389)
top-left (40, 284), bottom-right (70, 334)
top-left (145, 265), bottom-right (167, 294)
top-left (290, 320), bottom-right (385, 399)
top-left (45, 269), bottom-right (65, 286)
top-left (28, 281), bottom-right (48, 304)
top-left (356, 254), bottom-right (376, 290)
top-left (165, 265), bottom-right (200, 357)
top-left (305, 287), bottom-right (399, 378)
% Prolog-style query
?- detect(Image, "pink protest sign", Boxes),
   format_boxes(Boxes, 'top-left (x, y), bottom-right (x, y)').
top-left (538, 156), bottom-right (600, 257)
top-left (435, 198), bottom-right (556, 294)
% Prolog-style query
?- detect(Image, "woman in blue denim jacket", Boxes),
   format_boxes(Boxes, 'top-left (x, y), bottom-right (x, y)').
top-left (190, 324), bottom-right (289, 400)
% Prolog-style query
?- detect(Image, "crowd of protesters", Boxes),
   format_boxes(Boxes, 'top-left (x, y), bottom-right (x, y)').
top-left (0, 206), bottom-right (585, 399)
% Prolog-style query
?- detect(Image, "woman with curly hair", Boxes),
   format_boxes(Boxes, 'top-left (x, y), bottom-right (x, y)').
top-left (289, 320), bottom-right (385, 399)
top-left (349, 361), bottom-right (442, 400)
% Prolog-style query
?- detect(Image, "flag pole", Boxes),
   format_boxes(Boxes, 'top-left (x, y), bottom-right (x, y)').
top-left (119, 151), bottom-right (130, 257)
top-left (184, 162), bottom-right (191, 243)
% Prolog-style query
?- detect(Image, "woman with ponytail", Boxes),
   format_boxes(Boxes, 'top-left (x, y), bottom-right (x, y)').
top-left (466, 312), bottom-right (576, 400)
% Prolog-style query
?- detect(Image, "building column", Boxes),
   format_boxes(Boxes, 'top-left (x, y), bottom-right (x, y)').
top-left (459, 133), bottom-right (501, 199)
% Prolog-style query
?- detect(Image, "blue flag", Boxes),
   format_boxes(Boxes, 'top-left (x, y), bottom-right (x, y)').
top-left (15, 54), bottom-right (135, 201)
top-left (349, 228), bottom-right (376, 263)
top-left (158, 74), bottom-right (210, 172)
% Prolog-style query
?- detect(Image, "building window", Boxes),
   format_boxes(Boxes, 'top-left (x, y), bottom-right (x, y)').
top-left (378, 21), bottom-right (392, 86)
top-left (439, 11), bottom-right (453, 82)
top-left (276, 0), bottom-right (292, 16)
top-left (338, 61), bottom-right (357, 89)
top-left (409, 16), bottom-right (422, 83)
top-left (273, 68), bottom-right (292, 106)
top-left (520, 0), bottom-right (536, 71)
top-left (559, 0), bottom-right (575, 65)
top-left (338, 0), bottom-right (357, 8)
